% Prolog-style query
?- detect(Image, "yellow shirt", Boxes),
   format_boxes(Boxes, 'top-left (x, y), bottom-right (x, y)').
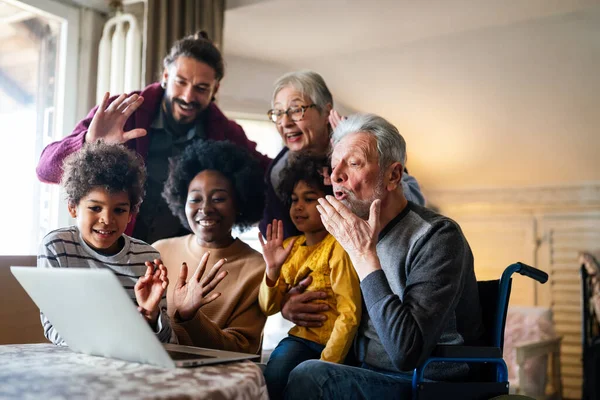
top-left (259, 234), bottom-right (361, 363)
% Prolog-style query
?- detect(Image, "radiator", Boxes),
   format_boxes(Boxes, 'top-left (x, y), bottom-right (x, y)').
top-left (96, 11), bottom-right (142, 103)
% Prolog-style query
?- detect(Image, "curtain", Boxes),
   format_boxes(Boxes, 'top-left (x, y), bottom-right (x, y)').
top-left (145, 0), bottom-right (225, 85)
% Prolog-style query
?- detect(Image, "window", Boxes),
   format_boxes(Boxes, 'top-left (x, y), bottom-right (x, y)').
top-left (0, 0), bottom-right (79, 255)
top-left (234, 115), bottom-right (282, 160)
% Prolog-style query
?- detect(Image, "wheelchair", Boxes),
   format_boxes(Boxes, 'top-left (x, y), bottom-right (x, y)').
top-left (412, 262), bottom-right (549, 400)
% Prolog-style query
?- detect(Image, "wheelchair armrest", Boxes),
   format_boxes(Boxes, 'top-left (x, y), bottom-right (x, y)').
top-left (414, 345), bottom-right (508, 384)
top-left (431, 345), bottom-right (502, 359)
top-left (413, 352), bottom-right (508, 386)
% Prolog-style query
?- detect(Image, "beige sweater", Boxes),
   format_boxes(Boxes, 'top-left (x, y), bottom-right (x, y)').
top-left (153, 235), bottom-right (266, 354)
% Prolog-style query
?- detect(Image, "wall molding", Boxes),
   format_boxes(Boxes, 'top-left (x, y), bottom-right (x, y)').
top-left (426, 182), bottom-right (600, 215)
top-left (425, 182), bottom-right (600, 216)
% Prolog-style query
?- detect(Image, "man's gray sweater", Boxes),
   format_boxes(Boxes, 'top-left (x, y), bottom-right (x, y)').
top-left (355, 202), bottom-right (483, 380)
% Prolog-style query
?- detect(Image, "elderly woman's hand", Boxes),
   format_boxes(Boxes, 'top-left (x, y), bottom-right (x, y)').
top-left (172, 252), bottom-right (228, 321)
top-left (328, 109), bottom-right (347, 130)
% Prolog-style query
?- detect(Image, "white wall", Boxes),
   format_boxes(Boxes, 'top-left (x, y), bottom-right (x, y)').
top-left (219, 54), bottom-right (357, 117)
top-left (307, 8), bottom-right (600, 192)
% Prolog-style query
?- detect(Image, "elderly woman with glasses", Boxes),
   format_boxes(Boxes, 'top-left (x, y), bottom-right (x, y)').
top-left (260, 70), bottom-right (424, 239)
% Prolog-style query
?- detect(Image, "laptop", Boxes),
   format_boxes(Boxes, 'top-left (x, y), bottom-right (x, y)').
top-left (11, 266), bottom-right (259, 369)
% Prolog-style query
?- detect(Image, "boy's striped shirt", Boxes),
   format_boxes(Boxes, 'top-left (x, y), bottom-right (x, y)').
top-left (38, 226), bottom-right (175, 345)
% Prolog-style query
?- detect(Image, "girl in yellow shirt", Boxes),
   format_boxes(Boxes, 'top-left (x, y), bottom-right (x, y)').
top-left (258, 155), bottom-right (362, 400)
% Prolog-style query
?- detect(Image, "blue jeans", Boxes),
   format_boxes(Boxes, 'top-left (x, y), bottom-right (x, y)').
top-left (284, 360), bottom-right (414, 400)
top-left (264, 335), bottom-right (325, 400)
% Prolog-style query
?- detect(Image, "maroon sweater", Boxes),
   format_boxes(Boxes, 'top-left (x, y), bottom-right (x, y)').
top-left (37, 82), bottom-right (271, 235)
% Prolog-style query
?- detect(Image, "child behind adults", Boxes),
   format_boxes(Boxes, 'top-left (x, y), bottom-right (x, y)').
top-left (38, 141), bottom-right (175, 345)
top-left (258, 155), bottom-right (362, 400)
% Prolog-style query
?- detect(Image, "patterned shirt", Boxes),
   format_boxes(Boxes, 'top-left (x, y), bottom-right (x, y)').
top-left (37, 226), bottom-right (175, 345)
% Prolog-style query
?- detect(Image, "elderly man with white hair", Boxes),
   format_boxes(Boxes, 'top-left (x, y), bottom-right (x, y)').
top-left (284, 114), bottom-right (484, 399)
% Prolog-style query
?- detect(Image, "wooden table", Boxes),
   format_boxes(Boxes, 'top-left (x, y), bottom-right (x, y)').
top-left (0, 343), bottom-right (267, 399)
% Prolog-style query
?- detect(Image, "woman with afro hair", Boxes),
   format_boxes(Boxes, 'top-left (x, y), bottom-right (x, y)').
top-left (153, 139), bottom-right (267, 354)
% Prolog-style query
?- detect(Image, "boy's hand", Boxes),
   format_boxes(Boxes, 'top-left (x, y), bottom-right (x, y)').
top-left (135, 259), bottom-right (168, 327)
top-left (173, 252), bottom-right (228, 322)
top-left (258, 219), bottom-right (296, 285)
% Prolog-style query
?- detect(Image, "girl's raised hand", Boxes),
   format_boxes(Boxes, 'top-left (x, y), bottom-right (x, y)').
top-left (258, 219), bottom-right (296, 284)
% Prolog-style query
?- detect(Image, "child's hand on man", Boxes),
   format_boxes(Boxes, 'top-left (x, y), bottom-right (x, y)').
top-left (135, 259), bottom-right (168, 327)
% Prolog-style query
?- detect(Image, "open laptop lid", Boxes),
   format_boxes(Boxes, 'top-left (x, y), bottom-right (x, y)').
top-left (10, 267), bottom-right (258, 368)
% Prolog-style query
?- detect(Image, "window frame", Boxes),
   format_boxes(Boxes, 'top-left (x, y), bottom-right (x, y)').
top-left (2, 0), bottom-right (80, 256)
top-left (9, 0), bottom-right (80, 139)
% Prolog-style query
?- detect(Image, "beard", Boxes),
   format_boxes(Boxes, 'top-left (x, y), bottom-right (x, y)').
top-left (337, 175), bottom-right (386, 219)
top-left (162, 96), bottom-right (202, 133)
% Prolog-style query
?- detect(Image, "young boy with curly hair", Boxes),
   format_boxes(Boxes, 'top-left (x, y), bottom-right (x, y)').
top-left (258, 155), bottom-right (362, 400)
top-left (38, 141), bottom-right (175, 345)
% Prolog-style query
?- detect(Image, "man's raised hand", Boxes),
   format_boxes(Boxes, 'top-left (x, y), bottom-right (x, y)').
top-left (86, 92), bottom-right (147, 144)
top-left (317, 195), bottom-right (382, 280)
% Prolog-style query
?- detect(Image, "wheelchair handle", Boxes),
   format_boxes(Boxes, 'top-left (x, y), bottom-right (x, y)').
top-left (515, 262), bottom-right (548, 283)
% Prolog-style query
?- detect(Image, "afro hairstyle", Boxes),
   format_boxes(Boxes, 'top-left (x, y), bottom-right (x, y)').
top-left (61, 141), bottom-right (146, 212)
top-left (162, 139), bottom-right (266, 232)
top-left (276, 153), bottom-right (333, 207)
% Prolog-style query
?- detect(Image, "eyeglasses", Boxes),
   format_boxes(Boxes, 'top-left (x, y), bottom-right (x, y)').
top-left (267, 104), bottom-right (317, 123)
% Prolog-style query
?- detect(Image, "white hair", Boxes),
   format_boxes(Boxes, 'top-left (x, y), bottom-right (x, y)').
top-left (332, 113), bottom-right (406, 168)
top-left (272, 70), bottom-right (333, 112)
